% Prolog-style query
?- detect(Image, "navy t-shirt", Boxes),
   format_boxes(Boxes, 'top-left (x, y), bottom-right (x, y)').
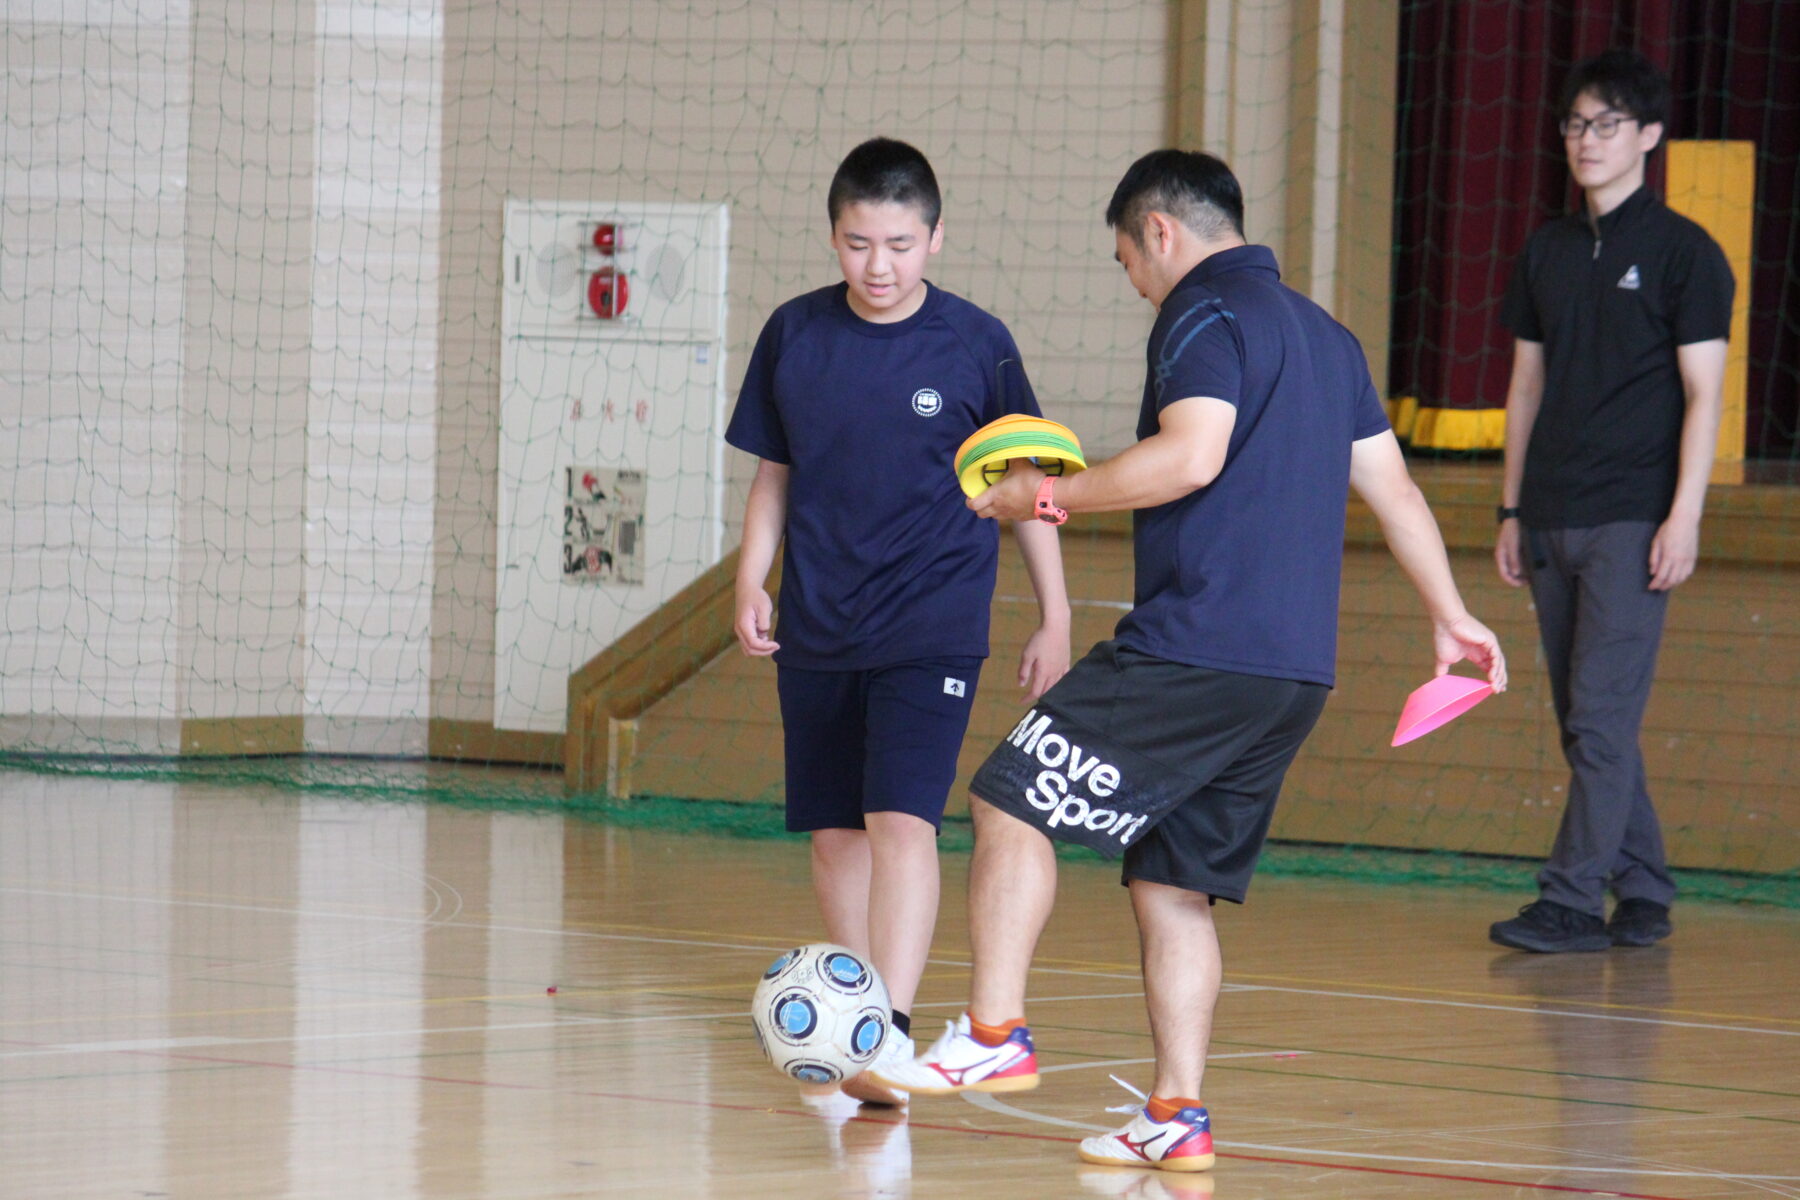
top-left (1112, 246), bottom-right (1391, 687)
top-left (725, 282), bottom-right (1041, 669)
top-left (1500, 187), bottom-right (1735, 528)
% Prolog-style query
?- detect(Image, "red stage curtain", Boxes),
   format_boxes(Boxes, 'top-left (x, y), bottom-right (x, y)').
top-left (1391, 0), bottom-right (1799, 459)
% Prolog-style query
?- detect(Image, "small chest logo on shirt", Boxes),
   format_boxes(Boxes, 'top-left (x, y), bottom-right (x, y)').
top-left (943, 676), bottom-right (965, 698)
top-left (1617, 265), bottom-right (1642, 290)
top-left (912, 388), bottom-right (943, 417)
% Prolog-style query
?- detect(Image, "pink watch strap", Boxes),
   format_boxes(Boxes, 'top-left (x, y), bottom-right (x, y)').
top-left (1034, 476), bottom-right (1068, 525)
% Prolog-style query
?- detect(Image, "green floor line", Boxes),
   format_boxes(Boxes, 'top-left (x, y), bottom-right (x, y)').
top-left (10, 1013), bottom-right (1792, 1129)
top-left (0, 1037), bottom-right (1718, 1121)
top-left (4, 756), bottom-right (1795, 906)
top-left (1204, 1062), bottom-right (1712, 1115)
top-left (1206, 1037), bottom-right (1800, 1100)
top-left (1033, 1023), bottom-right (1800, 1103)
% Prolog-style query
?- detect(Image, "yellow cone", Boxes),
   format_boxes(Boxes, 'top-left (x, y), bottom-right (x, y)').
top-left (954, 415), bottom-right (1087, 498)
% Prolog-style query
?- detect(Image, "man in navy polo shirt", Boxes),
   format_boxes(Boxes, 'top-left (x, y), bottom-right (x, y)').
top-left (726, 137), bottom-right (1071, 1106)
top-left (874, 149), bottom-right (1507, 1174)
top-left (1491, 50), bottom-right (1733, 954)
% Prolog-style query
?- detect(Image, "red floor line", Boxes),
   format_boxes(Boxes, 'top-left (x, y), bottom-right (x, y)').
top-left (1212, 1150), bottom-right (1690, 1199)
top-left (23, 1040), bottom-right (1697, 1199)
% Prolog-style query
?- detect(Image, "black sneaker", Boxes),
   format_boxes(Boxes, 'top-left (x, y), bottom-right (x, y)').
top-left (1607, 899), bottom-right (1672, 947)
top-left (1489, 900), bottom-right (1611, 953)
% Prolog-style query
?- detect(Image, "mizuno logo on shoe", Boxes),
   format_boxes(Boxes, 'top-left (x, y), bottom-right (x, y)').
top-left (928, 1048), bottom-right (1012, 1085)
top-left (930, 1059), bottom-right (989, 1085)
top-left (1120, 1131), bottom-right (1165, 1160)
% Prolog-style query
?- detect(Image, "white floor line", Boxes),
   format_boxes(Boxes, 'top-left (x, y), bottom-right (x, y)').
top-left (7, 885), bottom-right (1796, 1039)
top-left (1038, 1052), bottom-right (1309, 1073)
top-left (959, 1083), bottom-right (1800, 1182)
top-left (0, 1013), bottom-right (748, 1058)
top-left (0, 991), bottom-right (1164, 1058)
top-left (1226, 980), bottom-right (1800, 1038)
top-left (995, 594), bottom-right (1132, 612)
top-left (912, 991), bottom-right (1149, 1012)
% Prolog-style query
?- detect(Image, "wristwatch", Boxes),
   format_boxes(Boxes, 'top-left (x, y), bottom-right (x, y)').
top-left (1496, 506), bottom-right (1521, 523)
top-left (1035, 476), bottom-right (1068, 525)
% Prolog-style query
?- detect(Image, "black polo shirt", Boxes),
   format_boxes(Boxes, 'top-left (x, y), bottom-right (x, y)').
top-left (1500, 187), bottom-right (1734, 528)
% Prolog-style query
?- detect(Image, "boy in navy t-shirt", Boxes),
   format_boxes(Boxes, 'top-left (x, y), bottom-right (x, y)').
top-left (725, 138), bottom-right (1070, 1105)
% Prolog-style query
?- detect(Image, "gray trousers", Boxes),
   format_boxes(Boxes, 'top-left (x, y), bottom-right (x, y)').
top-left (1524, 521), bottom-right (1678, 916)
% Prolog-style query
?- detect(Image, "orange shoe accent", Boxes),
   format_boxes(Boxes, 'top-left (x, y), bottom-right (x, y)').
top-left (1147, 1095), bottom-right (1201, 1123)
top-left (968, 1014), bottom-right (1026, 1047)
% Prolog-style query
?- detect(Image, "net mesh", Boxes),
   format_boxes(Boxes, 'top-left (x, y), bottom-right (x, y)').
top-left (1, 0), bottom-right (1794, 899)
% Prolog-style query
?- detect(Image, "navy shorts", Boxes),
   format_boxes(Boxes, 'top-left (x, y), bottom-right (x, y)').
top-left (777, 657), bottom-right (984, 832)
top-left (969, 640), bottom-right (1327, 902)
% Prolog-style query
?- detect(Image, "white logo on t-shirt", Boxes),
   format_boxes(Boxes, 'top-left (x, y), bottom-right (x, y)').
top-left (1618, 265), bottom-right (1641, 290)
top-left (943, 677), bottom-right (965, 697)
top-left (912, 388), bottom-right (942, 417)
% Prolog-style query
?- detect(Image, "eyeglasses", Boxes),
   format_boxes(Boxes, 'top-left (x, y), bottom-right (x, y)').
top-left (1559, 113), bottom-right (1637, 140)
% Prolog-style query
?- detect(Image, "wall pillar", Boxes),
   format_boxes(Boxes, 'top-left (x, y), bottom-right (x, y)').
top-left (1170, 0), bottom-right (1397, 392)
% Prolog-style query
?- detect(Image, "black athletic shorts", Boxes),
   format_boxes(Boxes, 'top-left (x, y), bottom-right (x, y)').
top-left (968, 640), bottom-right (1327, 902)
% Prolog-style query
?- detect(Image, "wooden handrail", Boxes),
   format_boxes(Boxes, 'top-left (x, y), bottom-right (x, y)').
top-left (561, 462), bottom-right (1793, 794)
top-left (564, 551), bottom-right (779, 793)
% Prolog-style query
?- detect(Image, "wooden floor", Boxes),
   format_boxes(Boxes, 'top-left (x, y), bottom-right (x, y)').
top-left (2, 771), bottom-right (1797, 1199)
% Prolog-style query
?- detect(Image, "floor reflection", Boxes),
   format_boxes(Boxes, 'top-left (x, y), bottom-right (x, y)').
top-left (804, 1090), bottom-right (913, 1200)
top-left (1487, 945), bottom-right (1675, 1179)
top-left (1078, 1164), bottom-right (1216, 1199)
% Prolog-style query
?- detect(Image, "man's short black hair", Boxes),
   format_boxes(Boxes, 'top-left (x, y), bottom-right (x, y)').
top-left (1560, 48), bottom-right (1671, 133)
top-left (828, 138), bottom-right (942, 230)
top-left (1105, 149), bottom-right (1245, 246)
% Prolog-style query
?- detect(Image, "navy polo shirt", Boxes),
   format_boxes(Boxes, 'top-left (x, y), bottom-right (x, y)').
top-left (1112, 246), bottom-right (1391, 687)
top-left (1501, 187), bottom-right (1735, 528)
top-left (726, 282), bottom-right (1041, 669)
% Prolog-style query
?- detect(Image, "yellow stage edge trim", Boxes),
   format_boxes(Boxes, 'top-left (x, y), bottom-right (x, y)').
top-left (1384, 398), bottom-right (1506, 451)
top-left (1389, 141), bottom-right (1753, 464)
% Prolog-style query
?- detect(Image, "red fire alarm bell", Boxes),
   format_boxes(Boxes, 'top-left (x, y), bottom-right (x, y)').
top-left (588, 268), bottom-right (628, 319)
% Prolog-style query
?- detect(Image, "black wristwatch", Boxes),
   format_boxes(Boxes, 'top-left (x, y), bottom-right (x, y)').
top-left (1496, 506), bottom-right (1521, 523)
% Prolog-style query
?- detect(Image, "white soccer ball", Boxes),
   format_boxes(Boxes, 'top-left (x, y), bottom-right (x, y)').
top-left (750, 942), bottom-right (891, 1084)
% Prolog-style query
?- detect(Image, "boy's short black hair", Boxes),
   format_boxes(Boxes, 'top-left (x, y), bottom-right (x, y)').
top-left (1105, 149), bottom-right (1245, 246)
top-left (1560, 48), bottom-right (1671, 132)
top-left (828, 138), bottom-right (942, 230)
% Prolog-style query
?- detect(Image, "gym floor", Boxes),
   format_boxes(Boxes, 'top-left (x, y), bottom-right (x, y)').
top-left (2, 771), bottom-right (1795, 1199)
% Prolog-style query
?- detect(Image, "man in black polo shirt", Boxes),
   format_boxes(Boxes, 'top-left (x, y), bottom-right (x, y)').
top-left (1492, 49), bottom-right (1734, 953)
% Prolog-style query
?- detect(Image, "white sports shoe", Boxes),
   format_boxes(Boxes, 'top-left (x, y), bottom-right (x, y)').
top-left (867, 1013), bottom-right (1039, 1095)
top-left (840, 1029), bottom-right (914, 1106)
top-left (1078, 1105), bottom-right (1215, 1172)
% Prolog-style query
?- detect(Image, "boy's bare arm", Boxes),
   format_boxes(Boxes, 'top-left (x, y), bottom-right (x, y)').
top-left (733, 459), bottom-right (789, 656)
top-left (1350, 430), bottom-right (1508, 690)
top-left (1009, 518), bottom-right (1071, 702)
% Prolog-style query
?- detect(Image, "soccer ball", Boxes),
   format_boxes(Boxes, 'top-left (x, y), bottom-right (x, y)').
top-left (751, 943), bottom-right (891, 1084)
